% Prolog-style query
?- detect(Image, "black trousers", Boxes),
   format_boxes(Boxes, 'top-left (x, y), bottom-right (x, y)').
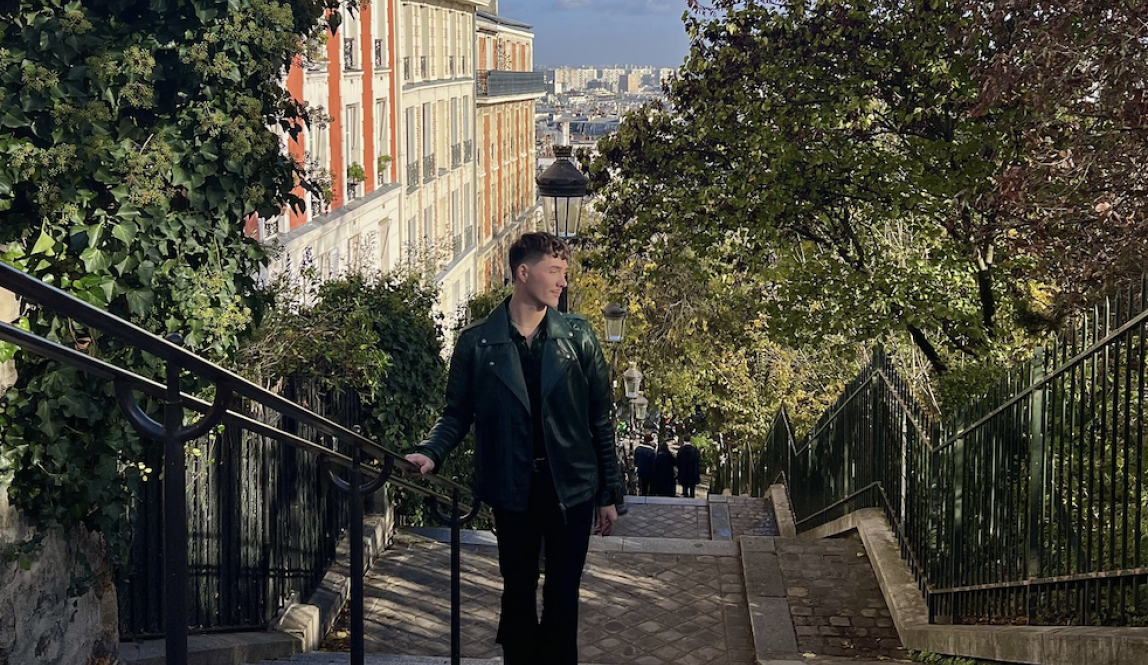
top-left (682, 483), bottom-right (696, 498)
top-left (493, 465), bottom-right (594, 665)
top-left (639, 476), bottom-right (653, 496)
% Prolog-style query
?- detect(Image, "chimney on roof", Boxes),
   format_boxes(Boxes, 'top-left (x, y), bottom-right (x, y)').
top-left (488, 0), bottom-right (498, 13)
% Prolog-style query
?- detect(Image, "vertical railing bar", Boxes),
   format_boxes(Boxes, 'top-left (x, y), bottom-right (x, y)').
top-left (451, 487), bottom-right (462, 665)
top-left (349, 444), bottom-right (365, 665)
top-left (163, 356), bottom-right (189, 665)
top-left (1120, 290), bottom-right (1133, 621)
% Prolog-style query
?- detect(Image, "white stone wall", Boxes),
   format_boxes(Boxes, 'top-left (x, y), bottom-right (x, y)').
top-left (0, 289), bottom-right (15, 391)
top-left (0, 492), bottom-right (119, 664)
top-left (0, 288), bottom-right (118, 663)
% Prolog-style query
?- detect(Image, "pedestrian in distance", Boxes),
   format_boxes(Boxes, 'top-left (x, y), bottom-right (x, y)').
top-left (652, 440), bottom-right (677, 497)
top-left (633, 433), bottom-right (656, 496)
top-left (405, 232), bottom-right (622, 665)
top-left (676, 438), bottom-right (701, 498)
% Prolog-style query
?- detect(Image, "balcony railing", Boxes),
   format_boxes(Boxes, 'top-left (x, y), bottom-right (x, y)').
top-left (465, 225), bottom-right (474, 250)
top-left (344, 38), bottom-right (358, 71)
top-left (422, 154), bottom-right (435, 183)
top-left (476, 70), bottom-right (546, 97)
top-left (419, 55), bottom-right (428, 79)
top-left (463, 139), bottom-right (473, 163)
top-left (452, 233), bottom-right (462, 258)
top-left (406, 161), bottom-right (419, 191)
top-left (449, 55), bottom-right (455, 77)
top-left (451, 143), bottom-right (462, 169)
top-left (403, 57), bottom-right (411, 81)
top-left (374, 39), bottom-right (384, 68)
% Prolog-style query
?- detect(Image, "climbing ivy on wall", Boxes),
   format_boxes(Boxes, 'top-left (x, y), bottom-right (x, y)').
top-left (0, 0), bottom-right (353, 565)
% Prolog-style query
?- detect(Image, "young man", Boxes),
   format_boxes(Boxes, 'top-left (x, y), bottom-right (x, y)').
top-left (405, 231), bottom-right (621, 665)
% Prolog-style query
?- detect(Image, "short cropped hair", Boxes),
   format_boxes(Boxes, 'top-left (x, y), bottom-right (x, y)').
top-left (508, 232), bottom-right (571, 276)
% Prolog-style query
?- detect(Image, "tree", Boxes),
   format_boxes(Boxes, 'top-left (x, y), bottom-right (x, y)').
top-left (589, 0), bottom-right (1043, 375)
top-left (0, 0), bottom-right (348, 559)
top-left (959, 0), bottom-right (1148, 309)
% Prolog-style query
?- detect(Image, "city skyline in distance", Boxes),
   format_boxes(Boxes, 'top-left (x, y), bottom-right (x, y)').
top-left (497, 0), bottom-right (692, 69)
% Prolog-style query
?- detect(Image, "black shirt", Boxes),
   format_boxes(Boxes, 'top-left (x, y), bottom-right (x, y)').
top-left (508, 308), bottom-right (548, 460)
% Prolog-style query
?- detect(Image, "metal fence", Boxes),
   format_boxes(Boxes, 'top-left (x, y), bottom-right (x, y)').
top-left (762, 278), bottom-right (1148, 626)
top-left (0, 263), bottom-right (483, 665)
top-left (118, 382), bottom-right (357, 635)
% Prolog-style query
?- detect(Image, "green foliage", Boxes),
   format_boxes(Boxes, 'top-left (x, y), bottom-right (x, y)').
top-left (0, 0), bottom-right (348, 564)
top-left (463, 284), bottom-right (512, 326)
top-left (588, 0), bottom-right (1048, 381)
top-left (241, 270), bottom-right (447, 452)
top-left (346, 161), bottom-right (366, 184)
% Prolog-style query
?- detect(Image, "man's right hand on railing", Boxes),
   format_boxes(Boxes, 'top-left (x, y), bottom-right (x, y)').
top-left (405, 453), bottom-right (435, 476)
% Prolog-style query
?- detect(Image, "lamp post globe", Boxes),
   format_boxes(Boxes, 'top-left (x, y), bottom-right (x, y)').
top-left (632, 391), bottom-right (649, 423)
top-left (622, 362), bottom-right (643, 399)
top-left (536, 145), bottom-right (589, 240)
top-left (601, 302), bottom-right (627, 345)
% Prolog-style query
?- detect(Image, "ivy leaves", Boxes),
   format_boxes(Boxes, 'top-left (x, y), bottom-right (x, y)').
top-left (0, 0), bottom-right (336, 563)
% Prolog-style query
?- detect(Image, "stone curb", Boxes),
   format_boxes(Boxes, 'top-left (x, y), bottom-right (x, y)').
top-left (397, 528), bottom-right (739, 556)
top-left (282, 655), bottom-right (616, 664)
top-left (802, 508), bottom-right (1148, 665)
top-left (709, 501), bottom-right (733, 540)
top-left (768, 483), bottom-right (797, 538)
top-left (118, 632), bottom-right (299, 665)
top-left (271, 514), bottom-right (393, 652)
top-left (623, 495), bottom-right (708, 506)
top-left (738, 536), bottom-right (799, 662)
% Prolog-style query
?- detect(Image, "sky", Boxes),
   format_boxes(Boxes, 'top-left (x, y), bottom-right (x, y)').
top-left (495, 0), bottom-right (693, 68)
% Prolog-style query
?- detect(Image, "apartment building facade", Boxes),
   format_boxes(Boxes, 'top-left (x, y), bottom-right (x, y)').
top-left (265, 1), bottom-right (404, 281)
top-left (475, 10), bottom-right (544, 289)
top-left (264, 0), bottom-right (541, 324)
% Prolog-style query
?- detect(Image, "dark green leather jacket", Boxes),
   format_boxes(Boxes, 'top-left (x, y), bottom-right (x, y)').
top-left (414, 299), bottom-right (621, 513)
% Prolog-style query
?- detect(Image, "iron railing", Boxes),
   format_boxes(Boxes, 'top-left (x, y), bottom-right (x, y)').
top-left (419, 55), bottom-right (427, 78)
top-left (344, 38), bottom-right (357, 71)
top-left (406, 161), bottom-right (419, 191)
top-left (120, 381), bottom-right (356, 634)
top-left (0, 263), bottom-right (485, 665)
top-left (422, 154), bottom-right (435, 183)
top-left (464, 140), bottom-right (473, 163)
top-left (451, 143), bottom-right (461, 169)
top-left (476, 71), bottom-right (546, 97)
top-left (403, 57), bottom-right (411, 81)
top-left (766, 279), bottom-right (1148, 626)
top-left (374, 39), bottom-right (384, 69)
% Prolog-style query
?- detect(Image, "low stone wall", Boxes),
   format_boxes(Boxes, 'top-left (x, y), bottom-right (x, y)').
top-left (1, 289), bottom-right (119, 663)
top-left (806, 509), bottom-right (1148, 665)
top-left (0, 492), bottom-right (119, 665)
top-left (1, 288), bottom-right (15, 391)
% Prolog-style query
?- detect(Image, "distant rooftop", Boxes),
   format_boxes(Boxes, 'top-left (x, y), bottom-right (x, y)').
top-left (476, 11), bottom-right (532, 31)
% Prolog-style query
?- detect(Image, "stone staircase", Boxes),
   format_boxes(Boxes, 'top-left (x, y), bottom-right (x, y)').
top-left (128, 494), bottom-right (909, 665)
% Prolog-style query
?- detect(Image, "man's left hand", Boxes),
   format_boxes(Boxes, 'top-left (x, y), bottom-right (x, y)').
top-left (596, 505), bottom-right (619, 536)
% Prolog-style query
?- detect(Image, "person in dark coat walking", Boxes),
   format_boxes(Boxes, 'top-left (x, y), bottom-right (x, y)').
top-left (633, 434), bottom-right (656, 496)
top-left (676, 440), bottom-right (701, 498)
top-left (652, 441), bottom-right (677, 497)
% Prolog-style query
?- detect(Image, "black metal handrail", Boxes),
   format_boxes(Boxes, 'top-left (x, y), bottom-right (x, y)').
top-left (769, 283), bottom-right (1148, 628)
top-left (0, 262), bottom-right (483, 665)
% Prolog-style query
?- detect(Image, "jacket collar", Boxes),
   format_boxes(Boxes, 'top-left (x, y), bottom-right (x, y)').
top-left (478, 297), bottom-right (575, 345)
top-left (477, 298), bottom-right (579, 411)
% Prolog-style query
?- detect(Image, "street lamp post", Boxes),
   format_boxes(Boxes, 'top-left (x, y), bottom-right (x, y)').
top-left (536, 145), bottom-right (589, 313)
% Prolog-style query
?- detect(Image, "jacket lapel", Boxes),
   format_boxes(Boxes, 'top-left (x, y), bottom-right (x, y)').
top-left (480, 301), bottom-right (530, 411)
top-left (541, 309), bottom-right (577, 402)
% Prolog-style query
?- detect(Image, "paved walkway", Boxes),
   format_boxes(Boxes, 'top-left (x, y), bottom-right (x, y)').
top-left (311, 495), bottom-right (908, 665)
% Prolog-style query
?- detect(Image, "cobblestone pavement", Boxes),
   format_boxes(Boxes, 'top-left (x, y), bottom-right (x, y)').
top-left (358, 540), bottom-right (754, 665)
top-left (775, 535), bottom-right (906, 661)
top-left (727, 496), bottom-right (780, 538)
top-left (611, 504), bottom-right (711, 540)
